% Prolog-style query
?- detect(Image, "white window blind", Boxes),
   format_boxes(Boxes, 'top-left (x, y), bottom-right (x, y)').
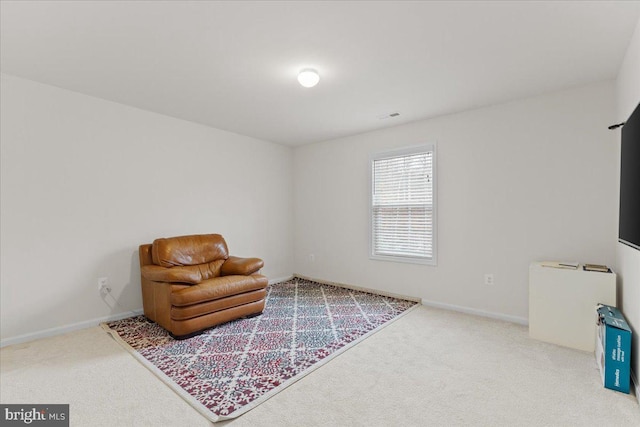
top-left (370, 145), bottom-right (436, 264)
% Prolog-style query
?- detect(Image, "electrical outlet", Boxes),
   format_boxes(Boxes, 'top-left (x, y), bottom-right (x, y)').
top-left (98, 277), bottom-right (111, 293)
top-left (309, 254), bottom-right (315, 262)
top-left (484, 274), bottom-right (494, 286)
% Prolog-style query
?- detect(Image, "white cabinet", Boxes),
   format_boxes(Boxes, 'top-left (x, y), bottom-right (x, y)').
top-left (529, 262), bottom-right (616, 352)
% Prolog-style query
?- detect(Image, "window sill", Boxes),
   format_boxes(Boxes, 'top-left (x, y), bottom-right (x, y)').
top-left (369, 254), bottom-right (437, 266)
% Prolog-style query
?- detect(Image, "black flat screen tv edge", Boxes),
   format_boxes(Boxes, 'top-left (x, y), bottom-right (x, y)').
top-left (619, 102), bottom-right (640, 251)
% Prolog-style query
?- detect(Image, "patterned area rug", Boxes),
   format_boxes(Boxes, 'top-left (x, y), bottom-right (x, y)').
top-left (102, 277), bottom-right (418, 422)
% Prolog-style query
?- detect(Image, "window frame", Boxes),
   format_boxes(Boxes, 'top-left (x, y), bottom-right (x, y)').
top-left (368, 143), bottom-right (437, 266)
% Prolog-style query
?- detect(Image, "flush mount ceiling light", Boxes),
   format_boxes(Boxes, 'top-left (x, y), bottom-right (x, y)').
top-left (297, 68), bottom-right (320, 88)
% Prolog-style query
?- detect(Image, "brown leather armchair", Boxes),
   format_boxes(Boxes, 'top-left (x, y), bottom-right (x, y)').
top-left (139, 233), bottom-right (268, 338)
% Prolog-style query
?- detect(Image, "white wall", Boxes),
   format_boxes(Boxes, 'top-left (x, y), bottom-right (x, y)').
top-left (615, 16), bottom-right (640, 393)
top-left (293, 82), bottom-right (617, 322)
top-left (0, 74), bottom-right (294, 343)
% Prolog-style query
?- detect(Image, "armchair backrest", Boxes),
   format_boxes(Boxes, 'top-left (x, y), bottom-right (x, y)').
top-left (151, 234), bottom-right (229, 267)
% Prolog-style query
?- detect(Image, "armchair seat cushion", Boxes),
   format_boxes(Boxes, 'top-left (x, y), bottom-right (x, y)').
top-left (170, 275), bottom-right (268, 306)
top-left (141, 260), bottom-right (225, 284)
top-left (171, 288), bottom-right (267, 321)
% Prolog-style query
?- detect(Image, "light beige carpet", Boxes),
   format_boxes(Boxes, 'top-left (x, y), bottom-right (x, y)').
top-left (1, 305), bottom-right (638, 426)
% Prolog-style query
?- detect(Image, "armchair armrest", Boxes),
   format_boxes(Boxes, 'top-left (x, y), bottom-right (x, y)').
top-left (221, 256), bottom-right (264, 276)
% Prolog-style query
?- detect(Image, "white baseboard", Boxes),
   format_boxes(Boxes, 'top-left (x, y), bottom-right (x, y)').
top-left (0, 277), bottom-right (532, 346)
top-left (268, 275), bottom-right (294, 285)
top-left (0, 309), bottom-right (143, 348)
top-left (421, 298), bottom-right (529, 325)
top-left (1, 275), bottom-right (293, 348)
top-left (293, 274), bottom-right (422, 303)
top-left (291, 274), bottom-right (525, 325)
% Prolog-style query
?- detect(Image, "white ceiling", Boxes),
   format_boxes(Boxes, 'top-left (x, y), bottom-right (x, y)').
top-left (1, 1), bottom-right (639, 146)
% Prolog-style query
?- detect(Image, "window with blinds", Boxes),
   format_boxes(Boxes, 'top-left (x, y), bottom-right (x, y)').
top-left (370, 145), bottom-right (436, 265)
